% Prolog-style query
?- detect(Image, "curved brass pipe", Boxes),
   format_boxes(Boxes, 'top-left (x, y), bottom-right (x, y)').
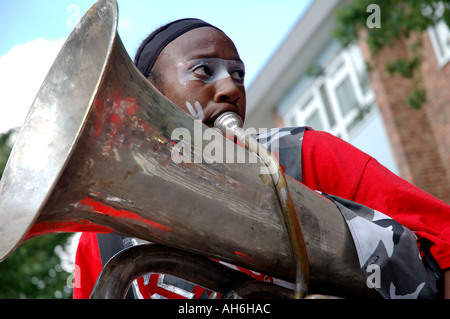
top-left (214, 112), bottom-right (310, 299)
top-left (90, 244), bottom-right (294, 299)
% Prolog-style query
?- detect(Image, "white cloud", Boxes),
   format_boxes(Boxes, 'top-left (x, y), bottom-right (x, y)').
top-left (0, 39), bottom-right (65, 134)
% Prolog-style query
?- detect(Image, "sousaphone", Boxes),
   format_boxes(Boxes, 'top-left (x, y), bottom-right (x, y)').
top-left (0, 0), bottom-right (377, 298)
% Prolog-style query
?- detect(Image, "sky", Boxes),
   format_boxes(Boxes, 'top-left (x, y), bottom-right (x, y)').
top-left (0, 0), bottom-right (312, 134)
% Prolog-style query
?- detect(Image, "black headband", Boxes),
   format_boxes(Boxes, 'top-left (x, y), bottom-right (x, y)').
top-left (135, 18), bottom-right (222, 78)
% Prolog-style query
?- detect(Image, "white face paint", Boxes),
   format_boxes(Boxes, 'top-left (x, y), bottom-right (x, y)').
top-left (178, 58), bottom-right (245, 87)
top-left (185, 101), bottom-right (204, 120)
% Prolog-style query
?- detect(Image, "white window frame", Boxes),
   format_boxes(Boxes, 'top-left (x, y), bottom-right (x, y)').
top-left (282, 44), bottom-right (376, 141)
top-left (428, 20), bottom-right (450, 68)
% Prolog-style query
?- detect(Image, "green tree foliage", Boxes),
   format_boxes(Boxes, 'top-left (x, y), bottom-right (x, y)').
top-left (333, 0), bottom-right (450, 109)
top-left (0, 129), bottom-right (15, 178)
top-left (0, 233), bottom-right (73, 299)
top-left (0, 129), bottom-right (73, 298)
top-left (334, 0), bottom-right (450, 53)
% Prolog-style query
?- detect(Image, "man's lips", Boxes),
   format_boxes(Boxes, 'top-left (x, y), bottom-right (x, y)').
top-left (203, 103), bottom-right (241, 127)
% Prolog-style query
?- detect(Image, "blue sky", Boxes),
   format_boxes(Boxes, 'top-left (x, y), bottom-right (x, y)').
top-left (0, 0), bottom-right (312, 133)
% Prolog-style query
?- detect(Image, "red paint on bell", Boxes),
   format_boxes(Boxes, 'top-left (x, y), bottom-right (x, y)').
top-left (26, 220), bottom-right (112, 239)
top-left (79, 196), bottom-right (172, 232)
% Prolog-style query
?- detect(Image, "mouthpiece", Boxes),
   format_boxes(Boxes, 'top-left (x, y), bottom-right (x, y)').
top-left (213, 112), bottom-right (243, 135)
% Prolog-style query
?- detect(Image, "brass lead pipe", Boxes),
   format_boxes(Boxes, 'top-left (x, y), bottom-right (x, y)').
top-left (214, 112), bottom-right (310, 299)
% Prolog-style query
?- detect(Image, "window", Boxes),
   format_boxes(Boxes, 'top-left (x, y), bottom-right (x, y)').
top-left (282, 43), bottom-right (376, 141)
top-left (335, 76), bottom-right (359, 116)
top-left (428, 20), bottom-right (450, 68)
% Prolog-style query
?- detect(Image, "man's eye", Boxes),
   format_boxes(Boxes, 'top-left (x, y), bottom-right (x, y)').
top-left (193, 65), bottom-right (213, 78)
top-left (231, 69), bottom-right (245, 83)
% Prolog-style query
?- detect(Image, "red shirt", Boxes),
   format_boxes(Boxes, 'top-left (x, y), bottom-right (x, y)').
top-left (74, 130), bottom-right (450, 298)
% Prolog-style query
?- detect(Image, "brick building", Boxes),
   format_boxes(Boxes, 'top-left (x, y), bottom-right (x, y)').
top-left (245, 0), bottom-right (450, 203)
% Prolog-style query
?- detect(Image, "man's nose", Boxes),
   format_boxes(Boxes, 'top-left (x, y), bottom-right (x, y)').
top-left (213, 76), bottom-right (242, 104)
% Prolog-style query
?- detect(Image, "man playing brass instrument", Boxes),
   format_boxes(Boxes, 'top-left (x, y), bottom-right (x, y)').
top-left (74, 18), bottom-right (450, 299)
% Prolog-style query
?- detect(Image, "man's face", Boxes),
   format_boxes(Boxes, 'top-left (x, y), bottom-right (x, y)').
top-left (152, 27), bottom-right (246, 127)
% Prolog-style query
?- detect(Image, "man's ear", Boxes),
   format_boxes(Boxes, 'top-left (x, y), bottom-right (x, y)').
top-left (146, 70), bottom-right (165, 94)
